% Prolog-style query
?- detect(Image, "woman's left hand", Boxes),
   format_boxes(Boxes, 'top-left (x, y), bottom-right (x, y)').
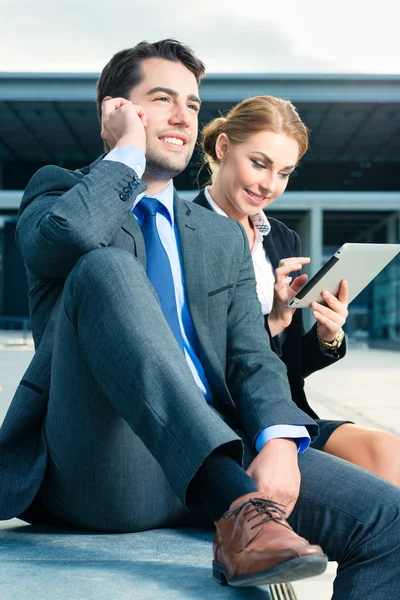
top-left (311, 280), bottom-right (349, 342)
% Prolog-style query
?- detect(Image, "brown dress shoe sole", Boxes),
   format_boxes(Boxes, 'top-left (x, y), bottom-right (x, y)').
top-left (212, 553), bottom-right (328, 587)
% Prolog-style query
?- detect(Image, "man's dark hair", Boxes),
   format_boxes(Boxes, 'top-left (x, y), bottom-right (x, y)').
top-left (96, 39), bottom-right (205, 121)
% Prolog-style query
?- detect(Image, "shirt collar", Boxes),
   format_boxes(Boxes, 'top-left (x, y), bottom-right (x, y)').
top-left (134, 180), bottom-right (175, 225)
top-left (204, 186), bottom-right (271, 238)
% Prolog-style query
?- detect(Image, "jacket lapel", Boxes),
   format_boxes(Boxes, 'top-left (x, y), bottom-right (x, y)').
top-left (263, 225), bottom-right (280, 271)
top-left (120, 212), bottom-right (146, 267)
top-left (174, 193), bottom-right (231, 396)
top-left (191, 189), bottom-right (210, 210)
top-left (174, 192), bottom-right (208, 337)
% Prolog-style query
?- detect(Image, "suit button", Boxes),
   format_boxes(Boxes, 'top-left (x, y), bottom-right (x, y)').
top-left (119, 191), bottom-right (130, 201)
top-left (129, 180), bottom-right (138, 189)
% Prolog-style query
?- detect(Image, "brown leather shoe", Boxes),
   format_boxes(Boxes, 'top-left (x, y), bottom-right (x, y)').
top-left (213, 492), bottom-right (327, 587)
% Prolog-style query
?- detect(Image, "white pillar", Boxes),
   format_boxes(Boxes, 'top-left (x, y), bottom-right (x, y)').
top-left (297, 206), bottom-right (323, 331)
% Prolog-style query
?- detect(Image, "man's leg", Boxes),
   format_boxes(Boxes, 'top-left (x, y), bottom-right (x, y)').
top-left (39, 247), bottom-right (243, 531)
top-left (38, 246), bottom-right (327, 588)
top-left (289, 448), bottom-right (400, 600)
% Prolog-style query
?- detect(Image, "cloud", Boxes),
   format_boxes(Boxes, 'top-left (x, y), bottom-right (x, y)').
top-left (184, 14), bottom-right (337, 72)
top-left (0, 0), bottom-right (398, 73)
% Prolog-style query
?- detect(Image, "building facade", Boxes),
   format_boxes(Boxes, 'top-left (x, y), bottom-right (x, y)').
top-left (0, 73), bottom-right (399, 343)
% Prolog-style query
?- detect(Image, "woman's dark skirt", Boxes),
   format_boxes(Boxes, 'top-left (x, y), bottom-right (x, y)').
top-left (311, 419), bottom-right (353, 450)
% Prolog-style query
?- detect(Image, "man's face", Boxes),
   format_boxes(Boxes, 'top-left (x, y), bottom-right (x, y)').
top-left (129, 58), bottom-right (200, 181)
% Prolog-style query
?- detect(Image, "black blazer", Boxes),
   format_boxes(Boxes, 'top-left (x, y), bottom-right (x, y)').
top-left (193, 189), bottom-right (346, 420)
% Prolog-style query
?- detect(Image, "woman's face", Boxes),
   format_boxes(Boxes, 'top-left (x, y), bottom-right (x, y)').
top-left (215, 130), bottom-right (300, 219)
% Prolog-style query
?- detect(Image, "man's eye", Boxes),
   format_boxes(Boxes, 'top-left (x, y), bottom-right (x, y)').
top-left (156, 97), bottom-right (169, 102)
top-left (188, 104), bottom-right (200, 112)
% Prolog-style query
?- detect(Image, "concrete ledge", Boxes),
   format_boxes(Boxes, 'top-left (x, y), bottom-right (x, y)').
top-left (0, 519), bottom-right (274, 599)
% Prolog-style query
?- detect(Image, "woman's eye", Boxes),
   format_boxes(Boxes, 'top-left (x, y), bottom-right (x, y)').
top-left (251, 159), bottom-right (265, 169)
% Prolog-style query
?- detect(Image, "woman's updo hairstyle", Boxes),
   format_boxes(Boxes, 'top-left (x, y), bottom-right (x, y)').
top-left (201, 96), bottom-right (309, 173)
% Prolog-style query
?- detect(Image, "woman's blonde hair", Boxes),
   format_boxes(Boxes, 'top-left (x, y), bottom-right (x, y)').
top-left (201, 96), bottom-right (309, 173)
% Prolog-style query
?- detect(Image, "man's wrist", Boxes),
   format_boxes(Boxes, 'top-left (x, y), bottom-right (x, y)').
top-left (261, 437), bottom-right (298, 454)
top-left (115, 136), bottom-right (146, 154)
top-left (104, 146), bottom-right (146, 178)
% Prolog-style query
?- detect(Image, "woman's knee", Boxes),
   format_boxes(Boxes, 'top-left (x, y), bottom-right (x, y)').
top-left (365, 430), bottom-right (400, 485)
top-left (324, 425), bottom-right (400, 486)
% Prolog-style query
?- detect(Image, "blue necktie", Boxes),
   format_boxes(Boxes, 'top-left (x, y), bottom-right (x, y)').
top-left (137, 196), bottom-right (184, 352)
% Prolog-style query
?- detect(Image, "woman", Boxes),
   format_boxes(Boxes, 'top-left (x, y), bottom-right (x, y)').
top-left (193, 95), bottom-right (400, 485)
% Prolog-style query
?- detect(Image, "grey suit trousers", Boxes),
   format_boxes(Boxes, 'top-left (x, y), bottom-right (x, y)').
top-left (38, 247), bottom-right (400, 600)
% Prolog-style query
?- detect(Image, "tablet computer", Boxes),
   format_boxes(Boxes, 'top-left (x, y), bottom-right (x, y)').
top-left (287, 243), bottom-right (400, 309)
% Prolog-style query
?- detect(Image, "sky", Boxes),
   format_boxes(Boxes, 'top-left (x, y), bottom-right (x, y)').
top-left (0, 0), bottom-right (399, 74)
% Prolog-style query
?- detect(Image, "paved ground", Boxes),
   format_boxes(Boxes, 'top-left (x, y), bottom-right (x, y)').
top-left (0, 331), bottom-right (399, 599)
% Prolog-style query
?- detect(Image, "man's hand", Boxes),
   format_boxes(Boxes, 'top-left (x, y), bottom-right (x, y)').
top-left (268, 257), bottom-right (310, 337)
top-left (101, 97), bottom-right (147, 153)
top-left (311, 280), bottom-right (349, 343)
top-left (246, 438), bottom-right (300, 518)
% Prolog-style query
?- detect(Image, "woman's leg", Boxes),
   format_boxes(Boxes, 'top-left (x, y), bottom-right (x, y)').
top-left (323, 423), bottom-right (400, 486)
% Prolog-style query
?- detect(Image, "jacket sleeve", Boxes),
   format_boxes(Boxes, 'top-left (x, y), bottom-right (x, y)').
top-left (301, 324), bottom-right (346, 378)
top-left (225, 222), bottom-right (318, 447)
top-left (16, 159), bottom-right (147, 279)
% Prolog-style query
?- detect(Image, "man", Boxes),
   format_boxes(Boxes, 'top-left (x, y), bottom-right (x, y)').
top-left (1, 40), bottom-right (399, 597)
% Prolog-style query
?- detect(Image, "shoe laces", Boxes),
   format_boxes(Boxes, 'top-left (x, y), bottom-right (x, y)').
top-left (224, 497), bottom-right (290, 531)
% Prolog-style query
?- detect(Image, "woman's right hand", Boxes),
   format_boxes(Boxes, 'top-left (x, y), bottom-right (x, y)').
top-left (268, 257), bottom-right (310, 337)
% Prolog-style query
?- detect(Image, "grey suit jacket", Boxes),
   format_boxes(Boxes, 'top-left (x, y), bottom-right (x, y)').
top-left (0, 156), bottom-right (317, 520)
top-left (193, 189), bottom-right (346, 420)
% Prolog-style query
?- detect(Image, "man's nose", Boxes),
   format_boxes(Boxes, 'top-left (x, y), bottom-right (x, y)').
top-left (169, 104), bottom-right (192, 128)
